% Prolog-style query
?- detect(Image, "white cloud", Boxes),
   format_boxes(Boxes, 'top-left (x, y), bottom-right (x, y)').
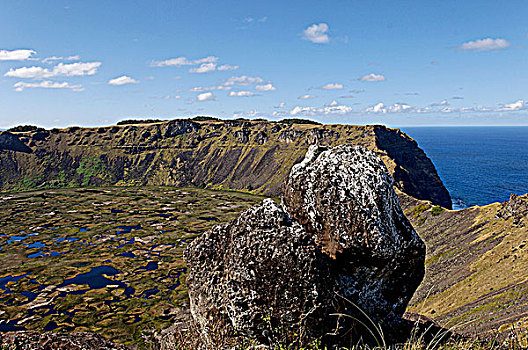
top-left (222, 75), bottom-right (264, 86)
top-left (189, 62), bottom-right (216, 73)
top-left (497, 100), bottom-right (526, 111)
top-left (229, 91), bottom-right (255, 97)
top-left (42, 56), bottom-right (63, 63)
top-left (42, 55), bottom-right (81, 63)
top-left (320, 105), bottom-right (354, 114)
top-left (365, 102), bottom-right (412, 113)
top-left (275, 102), bottom-right (286, 108)
top-left (4, 61), bottom-right (101, 79)
top-left (13, 80), bottom-right (83, 92)
top-left (366, 102), bottom-right (387, 113)
top-left (326, 100), bottom-right (339, 106)
top-left (108, 75), bottom-right (139, 86)
top-left (217, 64), bottom-right (239, 71)
top-left (388, 103), bottom-right (412, 112)
top-left (189, 86), bottom-right (209, 92)
top-left (232, 110), bottom-right (259, 119)
top-left (290, 106), bottom-right (317, 115)
top-left (358, 73), bottom-right (386, 82)
top-left (458, 38), bottom-right (510, 51)
top-left (460, 105), bottom-right (494, 113)
top-left (150, 56), bottom-right (218, 67)
top-left (5, 66), bottom-right (49, 79)
top-left (0, 49), bottom-right (36, 61)
top-left (243, 16), bottom-right (267, 25)
top-left (289, 104), bottom-right (353, 116)
top-left (51, 62), bottom-right (101, 77)
top-left (353, 99), bottom-right (528, 114)
top-left (302, 23), bottom-right (330, 44)
top-left (197, 92), bottom-right (215, 102)
top-left (430, 99), bottom-right (449, 107)
top-left (151, 57), bottom-right (188, 67)
top-left (255, 83), bottom-right (276, 91)
top-left (298, 94), bottom-right (316, 99)
top-left (189, 85), bottom-right (232, 92)
top-left (441, 107), bottom-right (457, 113)
top-left (320, 83), bottom-right (343, 90)
top-left (415, 106), bottom-right (432, 113)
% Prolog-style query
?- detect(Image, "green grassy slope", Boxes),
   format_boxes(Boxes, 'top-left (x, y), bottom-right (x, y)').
top-left (400, 191), bottom-right (528, 340)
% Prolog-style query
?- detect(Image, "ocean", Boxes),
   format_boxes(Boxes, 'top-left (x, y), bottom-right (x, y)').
top-left (401, 127), bottom-right (528, 209)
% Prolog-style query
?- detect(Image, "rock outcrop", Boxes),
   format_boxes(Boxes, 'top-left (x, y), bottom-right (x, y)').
top-left (496, 193), bottom-right (528, 226)
top-left (0, 132), bottom-right (32, 153)
top-left (1, 331), bottom-right (128, 350)
top-left (184, 145), bottom-right (426, 345)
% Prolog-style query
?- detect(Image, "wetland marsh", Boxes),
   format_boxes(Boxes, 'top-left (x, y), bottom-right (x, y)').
top-left (0, 186), bottom-right (264, 345)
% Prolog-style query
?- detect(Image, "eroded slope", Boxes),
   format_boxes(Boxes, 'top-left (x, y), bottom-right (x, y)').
top-left (401, 192), bottom-right (528, 339)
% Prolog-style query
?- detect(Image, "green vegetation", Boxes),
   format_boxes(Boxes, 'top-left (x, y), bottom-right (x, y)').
top-left (431, 206), bottom-right (445, 216)
top-left (116, 119), bottom-right (166, 125)
top-left (75, 156), bottom-right (106, 186)
top-left (13, 175), bottom-right (43, 191)
top-left (278, 118), bottom-right (322, 125)
top-left (169, 312), bottom-right (526, 349)
top-left (7, 125), bottom-right (45, 133)
top-left (192, 116), bottom-right (222, 122)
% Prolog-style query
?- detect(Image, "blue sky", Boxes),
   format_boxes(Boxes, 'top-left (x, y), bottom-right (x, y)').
top-left (1, 0), bottom-right (528, 128)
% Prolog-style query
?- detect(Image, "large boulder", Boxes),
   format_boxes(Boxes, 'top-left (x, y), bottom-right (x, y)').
top-left (185, 199), bottom-right (334, 343)
top-left (184, 145), bottom-right (426, 345)
top-left (282, 145), bottom-right (426, 327)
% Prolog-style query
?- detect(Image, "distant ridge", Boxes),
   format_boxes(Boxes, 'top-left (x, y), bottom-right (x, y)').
top-left (0, 118), bottom-right (451, 208)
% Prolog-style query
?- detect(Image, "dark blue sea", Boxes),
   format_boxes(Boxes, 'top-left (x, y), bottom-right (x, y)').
top-left (401, 127), bottom-right (528, 209)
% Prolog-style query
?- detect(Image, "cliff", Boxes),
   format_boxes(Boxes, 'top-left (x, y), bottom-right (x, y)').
top-left (400, 192), bottom-right (528, 339)
top-left (0, 119), bottom-right (451, 208)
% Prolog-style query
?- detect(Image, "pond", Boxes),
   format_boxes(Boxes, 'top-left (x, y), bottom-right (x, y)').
top-left (60, 265), bottom-right (123, 289)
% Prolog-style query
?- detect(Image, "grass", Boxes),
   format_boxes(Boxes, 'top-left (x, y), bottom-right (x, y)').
top-left (163, 311), bottom-right (526, 350)
top-left (159, 292), bottom-right (527, 350)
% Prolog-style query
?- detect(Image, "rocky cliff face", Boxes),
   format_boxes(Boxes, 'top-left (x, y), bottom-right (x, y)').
top-left (184, 145), bottom-right (425, 345)
top-left (0, 119), bottom-right (451, 208)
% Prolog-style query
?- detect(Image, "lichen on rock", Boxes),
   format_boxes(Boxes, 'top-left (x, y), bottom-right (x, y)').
top-left (184, 144), bottom-right (426, 345)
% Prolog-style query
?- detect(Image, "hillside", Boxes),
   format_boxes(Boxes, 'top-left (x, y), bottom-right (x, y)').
top-left (400, 191), bottom-right (528, 340)
top-left (0, 119), bottom-right (451, 208)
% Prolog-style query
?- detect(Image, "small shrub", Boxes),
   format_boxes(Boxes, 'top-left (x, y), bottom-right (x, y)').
top-left (7, 125), bottom-right (45, 133)
top-left (431, 206), bottom-right (445, 216)
top-left (192, 116), bottom-right (222, 122)
top-left (117, 118), bottom-right (165, 125)
top-left (279, 118), bottom-right (322, 125)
